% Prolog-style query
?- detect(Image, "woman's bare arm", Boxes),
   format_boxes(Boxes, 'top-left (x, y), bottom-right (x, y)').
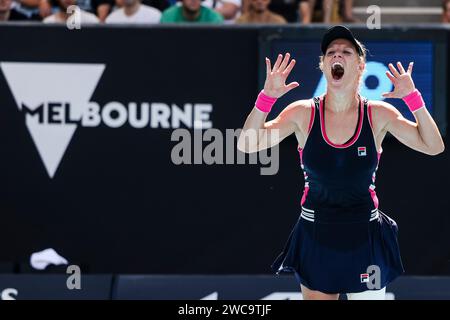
top-left (375, 62), bottom-right (445, 155)
top-left (237, 53), bottom-right (306, 153)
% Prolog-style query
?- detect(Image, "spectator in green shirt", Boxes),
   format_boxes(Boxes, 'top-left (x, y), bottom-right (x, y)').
top-left (160, 0), bottom-right (224, 23)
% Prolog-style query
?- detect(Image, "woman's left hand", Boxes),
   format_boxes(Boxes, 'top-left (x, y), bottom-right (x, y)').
top-left (382, 62), bottom-right (416, 99)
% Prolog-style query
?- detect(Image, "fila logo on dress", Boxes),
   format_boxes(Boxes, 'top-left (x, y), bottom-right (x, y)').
top-left (358, 146), bottom-right (367, 157)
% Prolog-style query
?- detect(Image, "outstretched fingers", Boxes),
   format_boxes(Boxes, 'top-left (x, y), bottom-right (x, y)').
top-left (385, 71), bottom-right (396, 83)
top-left (388, 63), bottom-right (401, 78)
top-left (278, 53), bottom-right (291, 72)
top-left (285, 81), bottom-right (300, 92)
top-left (384, 69), bottom-right (397, 98)
top-left (272, 54), bottom-right (283, 72)
top-left (407, 62), bottom-right (414, 74)
top-left (263, 53), bottom-right (300, 97)
top-left (397, 61), bottom-right (406, 74)
top-left (265, 57), bottom-right (272, 77)
top-left (283, 59), bottom-right (296, 76)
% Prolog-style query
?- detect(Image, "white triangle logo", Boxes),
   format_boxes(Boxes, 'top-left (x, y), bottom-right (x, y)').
top-left (1, 62), bottom-right (105, 178)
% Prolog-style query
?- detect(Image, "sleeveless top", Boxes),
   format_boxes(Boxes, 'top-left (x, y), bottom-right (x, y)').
top-left (299, 95), bottom-right (381, 211)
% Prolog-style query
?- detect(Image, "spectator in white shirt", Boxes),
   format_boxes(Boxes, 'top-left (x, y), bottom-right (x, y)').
top-left (106, 0), bottom-right (161, 23)
top-left (43, 0), bottom-right (99, 23)
top-left (202, 0), bottom-right (240, 21)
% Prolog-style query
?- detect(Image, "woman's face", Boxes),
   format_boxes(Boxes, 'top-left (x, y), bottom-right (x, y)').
top-left (322, 39), bottom-right (364, 89)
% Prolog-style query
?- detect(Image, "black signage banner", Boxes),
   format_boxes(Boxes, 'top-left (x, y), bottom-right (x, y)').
top-left (0, 274), bottom-right (112, 300)
top-left (0, 25), bottom-right (448, 277)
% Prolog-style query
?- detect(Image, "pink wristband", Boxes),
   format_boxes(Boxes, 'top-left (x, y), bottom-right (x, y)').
top-left (403, 89), bottom-right (425, 113)
top-left (255, 90), bottom-right (277, 113)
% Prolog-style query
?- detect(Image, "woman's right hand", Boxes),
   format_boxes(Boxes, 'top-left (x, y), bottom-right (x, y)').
top-left (263, 53), bottom-right (299, 98)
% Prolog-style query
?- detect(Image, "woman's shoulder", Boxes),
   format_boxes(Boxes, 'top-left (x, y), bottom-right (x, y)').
top-left (280, 99), bottom-right (315, 133)
top-left (368, 99), bottom-right (393, 108)
top-left (368, 100), bottom-right (399, 118)
top-left (367, 99), bottom-right (401, 131)
top-left (282, 99), bottom-right (314, 117)
top-left (285, 99), bottom-right (314, 109)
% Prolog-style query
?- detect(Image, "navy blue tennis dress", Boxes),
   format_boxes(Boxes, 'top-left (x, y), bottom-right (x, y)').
top-left (272, 95), bottom-right (404, 294)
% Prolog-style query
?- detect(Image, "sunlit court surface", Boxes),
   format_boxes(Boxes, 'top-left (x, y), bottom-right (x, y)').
top-left (0, 0), bottom-right (449, 312)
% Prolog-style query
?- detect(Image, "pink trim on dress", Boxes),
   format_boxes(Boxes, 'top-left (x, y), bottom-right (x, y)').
top-left (307, 100), bottom-right (315, 134)
top-left (367, 102), bottom-right (384, 155)
top-left (298, 99), bottom-right (316, 153)
top-left (320, 96), bottom-right (364, 149)
top-left (368, 102), bottom-right (374, 129)
top-left (298, 148), bottom-right (309, 206)
top-left (369, 188), bottom-right (379, 209)
top-left (370, 147), bottom-right (382, 209)
top-left (301, 186), bottom-right (310, 206)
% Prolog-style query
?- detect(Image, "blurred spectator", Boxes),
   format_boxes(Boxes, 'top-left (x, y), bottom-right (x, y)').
top-left (442, 0), bottom-right (450, 23)
top-left (38, 0), bottom-right (52, 17)
top-left (236, 0), bottom-right (285, 23)
top-left (114, 0), bottom-right (169, 12)
top-left (303, 0), bottom-right (356, 23)
top-left (92, 0), bottom-right (114, 21)
top-left (340, 0), bottom-right (356, 22)
top-left (11, 0), bottom-right (41, 18)
top-left (267, 0), bottom-right (307, 23)
top-left (106, 0), bottom-right (161, 23)
top-left (160, 0), bottom-right (223, 23)
top-left (303, 0), bottom-right (333, 23)
top-left (202, 0), bottom-right (240, 22)
top-left (39, 0), bottom-right (112, 21)
top-left (0, 0), bottom-right (34, 20)
top-left (43, 0), bottom-right (99, 22)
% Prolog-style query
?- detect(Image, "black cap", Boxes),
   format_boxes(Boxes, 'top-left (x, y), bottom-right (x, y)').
top-left (321, 25), bottom-right (364, 56)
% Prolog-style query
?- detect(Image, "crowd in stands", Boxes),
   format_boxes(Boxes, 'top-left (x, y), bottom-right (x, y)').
top-left (0, 0), bottom-right (360, 24)
top-left (0, 0), bottom-right (448, 25)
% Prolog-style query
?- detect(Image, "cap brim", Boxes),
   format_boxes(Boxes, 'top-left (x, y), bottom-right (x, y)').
top-left (321, 25), bottom-right (363, 56)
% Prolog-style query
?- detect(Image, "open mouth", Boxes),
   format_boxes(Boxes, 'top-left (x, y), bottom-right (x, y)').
top-left (331, 62), bottom-right (344, 80)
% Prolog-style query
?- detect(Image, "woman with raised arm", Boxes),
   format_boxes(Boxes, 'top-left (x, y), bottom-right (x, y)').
top-left (237, 25), bottom-right (445, 300)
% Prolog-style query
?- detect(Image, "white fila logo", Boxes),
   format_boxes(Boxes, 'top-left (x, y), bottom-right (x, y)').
top-left (358, 146), bottom-right (367, 156)
top-left (1, 62), bottom-right (213, 179)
